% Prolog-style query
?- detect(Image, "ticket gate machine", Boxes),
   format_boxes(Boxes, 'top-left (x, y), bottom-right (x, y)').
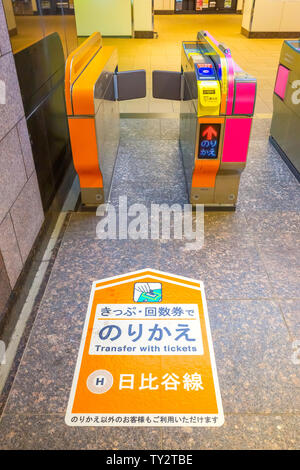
top-left (270, 40), bottom-right (300, 181)
top-left (65, 33), bottom-right (146, 205)
top-left (153, 31), bottom-right (257, 208)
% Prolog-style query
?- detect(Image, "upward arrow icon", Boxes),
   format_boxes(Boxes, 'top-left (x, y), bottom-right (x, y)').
top-left (202, 126), bottom-right (217, 140)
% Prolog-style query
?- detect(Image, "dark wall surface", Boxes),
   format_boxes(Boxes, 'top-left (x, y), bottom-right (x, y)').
top-left (14, 33), bottom-right (72, 212)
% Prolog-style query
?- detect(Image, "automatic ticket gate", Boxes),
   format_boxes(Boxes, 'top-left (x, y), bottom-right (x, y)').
top-left (66, 31), bottom-right (256, 208)
top-left (270, 40), bottom-right (300, 181)
top-left (65, 33), bottom-right (146, 205)
top-left (153, 31), bottom-right (257, 208)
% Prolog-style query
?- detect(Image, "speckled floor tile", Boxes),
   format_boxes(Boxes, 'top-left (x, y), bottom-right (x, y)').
top-left (160, 118), bottom-right (180, 140)
top-left (249, 118), bottom-right (272, 142)
top-left (245, 211), bottom-right (300, 235)
top-left (110, 136), bottom-right (188, 207)
top-left (2, 300), bottom-right (85, 415)
top-left (203, 211), bottom-right (253, 240)
top-left (0, 413), bottom-right (162, 450)
top-left (238, 177), bottom-right (300, 212)
top-left (54, 237), bottom-right (161, 279)
top-left (238, 136), bottom-right (300, 213)
top-left (207, 300), bottom-right (299, 414)
top-left (110, 180), bottom-right (188, 207)
top-left (114, 139), bottom-right (185, 185)
top-left (254, 232), bottom-right (300, 298)
top-left (162, 414), bottom-right (299, 450)
top-left (3, 349), bottom-right (77, 415)
top-left (247, 138), bottom-right (272, 160)
top-left (96, 427), bottom-right (162, 450)
top-left (54, 209), bottom-right (285, 306)
top-left (0, 414), bottom-right (98, 450)
top-left (278, 299), bottom-right (300, 340)
top-left (120, 118), bottom-right (160, 140)
top-left (65, 212), bottom-right (100, 235)
top-left (158, 236), bottom-right (273, 300)
top-left (245, 145), bottom-right (299, 184)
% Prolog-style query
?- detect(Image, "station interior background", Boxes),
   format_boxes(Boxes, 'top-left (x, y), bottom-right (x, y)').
top-left (5, 1), bottom-right (275, 115)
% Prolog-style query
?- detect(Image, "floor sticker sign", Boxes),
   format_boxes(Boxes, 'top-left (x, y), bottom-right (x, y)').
top-left (65, 269), bottom-right (224, 427)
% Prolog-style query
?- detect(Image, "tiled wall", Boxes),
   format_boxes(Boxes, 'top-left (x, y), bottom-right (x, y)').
top-left (0, 0), bottom-right (44, 321)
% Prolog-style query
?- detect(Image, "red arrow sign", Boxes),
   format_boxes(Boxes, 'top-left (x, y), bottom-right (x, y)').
top-left (202, 126), bottom-right (217, 140)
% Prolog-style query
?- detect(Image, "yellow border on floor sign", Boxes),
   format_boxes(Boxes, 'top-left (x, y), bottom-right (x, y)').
top-left (65, 269), bottom-right (224, 427)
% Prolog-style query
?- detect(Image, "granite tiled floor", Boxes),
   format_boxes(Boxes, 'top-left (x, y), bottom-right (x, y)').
top-left (0, 117), bottom-right (299, 450)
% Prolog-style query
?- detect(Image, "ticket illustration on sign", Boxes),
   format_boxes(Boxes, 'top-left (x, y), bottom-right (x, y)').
top-left (65, 269), bottom-right (224, 427)
top-left (133, 282), bottom-right (162, 302)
